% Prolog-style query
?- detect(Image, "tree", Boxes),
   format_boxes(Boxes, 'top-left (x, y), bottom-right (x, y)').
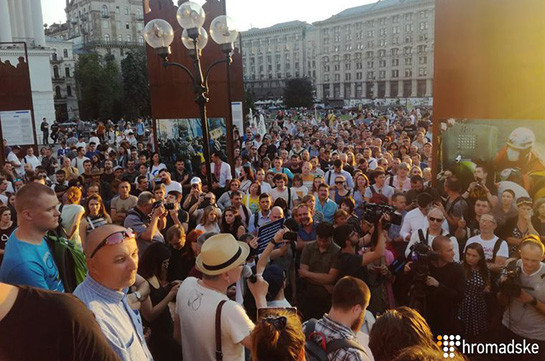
top-left (283, 78), bottom-right (313, 108)
top-left (244, 88), bottom-right (255, 115)
top-left (121, 49), bottom-right (151, 120)
top-left (75, 53), bottom-right (122, 120)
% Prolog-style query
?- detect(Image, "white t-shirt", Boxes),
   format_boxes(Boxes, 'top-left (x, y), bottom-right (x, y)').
top-left (7, 152), bottom-right (23, 175)
top-left (164, 181), bottom-right (183, 194)
top-left (465, 235), bottom-right (508, 261)
top-left (269, 187), bottom-right (297, 208)
top-left (177, 277), bottom-right (254, 361)
top-left (23, 155), bottom-right (41, 170)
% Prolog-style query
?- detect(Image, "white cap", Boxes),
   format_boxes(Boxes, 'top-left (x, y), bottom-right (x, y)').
top-left (190, 177), bottom-right (202, 185)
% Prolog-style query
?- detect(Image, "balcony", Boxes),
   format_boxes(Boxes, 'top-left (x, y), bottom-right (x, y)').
top-left (52, 77), bottom-right (65, 83)
top-left (83, 39), bottom-right (143, 49)
top-left (51, 56), bottom-right (64, 64)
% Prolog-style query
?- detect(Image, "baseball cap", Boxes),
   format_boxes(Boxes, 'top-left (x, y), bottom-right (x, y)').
top-left (190, 177), bottom-right (202, 185)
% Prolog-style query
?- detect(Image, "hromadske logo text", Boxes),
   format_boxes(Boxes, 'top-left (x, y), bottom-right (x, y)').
top-left (437, 335), bottom-right (540, 358)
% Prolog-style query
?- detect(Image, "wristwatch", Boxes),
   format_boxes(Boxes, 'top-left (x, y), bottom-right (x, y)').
top-left (133, 291), bottom-right (143, 302)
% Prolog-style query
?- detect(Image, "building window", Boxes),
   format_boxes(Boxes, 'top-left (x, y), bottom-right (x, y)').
top-left (393, 26), bottom-right (400, 34)
top-left (138, 35), bottom-right (144, 45)
top-left (419, 56), bottom-right (427, 64)
top-left (102, 20), bottom-right (108, 29)
top-left (392, 69), bottom-right (399, 78)
top-left (55, 86), bottom-right (61, 98)
top-left (405, 24), bottom-right (413, 32)
top-left (419, 22), bottom-right (428, 30)
top-left (356, 72), bottom-right (362, 80)
top-left (53, 66), bottom-right (59, 79)
top-left (345, 73), bottom-right (351, 81)
top-left (419, 67), bottom-right (427, 76)
top-left (118, 34), bottom-right (123, 41)
top-left (405, 57), bottom-right (412, 66)
top-left (324, 74), bottom-right (330, 82)
top-left (334, 64), bottom-right (340, 71)
top-left (126, 35), bottom-right (131, 42)
top-left (125, 7), bottom-right (129, 15)
top-left (63, 49), bottom-right (68, 58)
top-left (379, 70), bottom-right (385, 79)
top-left (367, 71), bottom-right (374, 80)
top-left (405, 68), bottom-right (412, 77)
top-left (116, 6), bottom-right (120, 14)
top-left (102, 5), bottom-right (108, 17)
top-left (392, 58), bottom-right (399, 66)
top-left (334, 74), bottom-right (340, 81)
top-left (65, 67), bottom-right (70, 77)
top-left (379, 60), bottom-right (386, 68)
top-left (345, 63), bottom-right (351, 70)
top-left (126, 23), bottom-right (130, 29)
top-left (367, 61), bottom-right (374, 68)
top-left (104, 34), bottom-right (110, 42)
top-left (67, 86), bottom-right (72, 96)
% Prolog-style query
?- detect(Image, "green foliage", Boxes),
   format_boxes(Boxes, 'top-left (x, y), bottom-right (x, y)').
top-left (244, 88), bottom-right (255, 114)
top-left (283, 78), bottom-right (313, 108)
top-left (121, 49), bottom-right (151, 120)
top-left (75, 53), bottom-right (122, 121)
top-left (75, 49), bottom-right (151, 121)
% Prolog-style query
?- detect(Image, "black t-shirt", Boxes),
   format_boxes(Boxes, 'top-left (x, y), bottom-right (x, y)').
top-left (167, 246), bottom-right (195, 282)
top-left (0, 286), bottom-right (120, 361)
top-left (333, 252), bottom-right (368, 283)
top-left (0, 222), bottom-right (16, 250)
top-left (162, 209), bottom-right (189, 238)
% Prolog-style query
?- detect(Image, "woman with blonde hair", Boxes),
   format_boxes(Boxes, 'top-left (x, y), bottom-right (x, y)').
top-left (195, 205), bottom-right (220, 233)
top-left (59, 186), bottom-right (85, 249)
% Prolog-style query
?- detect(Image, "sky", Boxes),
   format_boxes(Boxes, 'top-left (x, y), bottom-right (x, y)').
top-left (41, 0), bottom-right (377, 30)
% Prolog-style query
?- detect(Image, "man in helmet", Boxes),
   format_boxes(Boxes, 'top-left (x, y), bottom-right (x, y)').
top-left (494, 127), bottom-right (545, 191)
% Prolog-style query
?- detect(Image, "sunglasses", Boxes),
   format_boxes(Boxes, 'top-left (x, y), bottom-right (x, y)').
top-left (90, 229), bottom-right (134, 258)
top-left (429, 217), bottom-right (444, 223)
top-left (335, 181), bottom-right (345, 184)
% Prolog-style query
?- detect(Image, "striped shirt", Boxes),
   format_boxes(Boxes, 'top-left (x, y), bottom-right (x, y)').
top-left (73, 275), bottom-right (153, 361)
top-left (303, 315), bottom-right (370, 361)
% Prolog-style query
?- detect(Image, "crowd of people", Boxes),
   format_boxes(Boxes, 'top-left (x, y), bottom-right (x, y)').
top-left (0, 107), bottom-right (544, 361)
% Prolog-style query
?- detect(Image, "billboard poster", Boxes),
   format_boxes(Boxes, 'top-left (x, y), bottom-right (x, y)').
top-left (440, 119), bottom-right (545, 200)
top-left (156, 118), bottom-right (226, 174)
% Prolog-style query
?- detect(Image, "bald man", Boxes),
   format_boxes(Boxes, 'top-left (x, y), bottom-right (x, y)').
top-left (0, 183), bottom-right (64, 292)
top-left (73, 225), bottom-right (153, 361)
top-left (405, 207), bottom-right (460, 262)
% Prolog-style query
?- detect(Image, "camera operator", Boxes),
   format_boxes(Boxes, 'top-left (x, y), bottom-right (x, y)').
top-left (498, 237), bottom-right (545, 360)
top-left (189, 192), bottom-right (221, 226)
top-left (404, 235), bottom-right (465, 335)
top-left (162, 190), bottom-right (189, 235)
top-left (405, 207), bottom-right (460, 262)
top-left (124, 191), bottom-right (166, 255)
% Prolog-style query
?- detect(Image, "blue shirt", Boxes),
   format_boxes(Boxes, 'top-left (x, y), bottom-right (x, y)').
top-left (298, 223), bottom-right (317, 242)
top-left (0, 230), bottom-right (64, 292)
top-left (315, 199), bottom-right (338, 223)
top-left (73, 275), bottom-right (153, 361)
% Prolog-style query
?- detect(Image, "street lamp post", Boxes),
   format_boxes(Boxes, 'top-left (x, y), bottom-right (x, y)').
top-left (142, 2), bottom-right (238, 190)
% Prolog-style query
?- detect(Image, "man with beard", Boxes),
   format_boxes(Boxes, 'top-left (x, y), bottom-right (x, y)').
top-left (331, 223), bottom-right (386, 282)
top-left (302, 276), bottom-right (372, 361)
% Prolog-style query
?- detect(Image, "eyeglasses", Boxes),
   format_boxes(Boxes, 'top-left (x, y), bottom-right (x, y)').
top-left (90, 229), bottom-right (134, 258)
top-left (262, 316), bottom-right (287, 330)
top-left (428, 217), bottom-right (444, 223)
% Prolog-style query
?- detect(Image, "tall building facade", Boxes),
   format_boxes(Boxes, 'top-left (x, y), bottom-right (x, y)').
top-left (65, 0), bottom-right (145, 62)
top-left (46, 36), bottom-right (80, 121)
top-left (0, 0), bottom-right (56, 132)
top-left (242, 0), bottom-right (435, 102)
top-left (241, 21), bottom-right (312, 100)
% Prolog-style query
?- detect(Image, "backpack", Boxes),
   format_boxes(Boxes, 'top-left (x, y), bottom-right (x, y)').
top-left (46, 228), bottom-right (87, 293)
top-left (304, 319), bottom-right (367, 361)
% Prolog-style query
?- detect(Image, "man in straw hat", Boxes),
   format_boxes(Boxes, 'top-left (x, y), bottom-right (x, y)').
top-left (175, 233), bottom-right (269, 361)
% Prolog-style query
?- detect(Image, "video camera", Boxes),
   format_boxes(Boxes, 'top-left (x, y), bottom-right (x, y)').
top-left (361, 201), bottom-right (403, 227)
top-left (498, 264), bottom-right (533, 298)
top-left (407, 242), bottom-right (440, 313)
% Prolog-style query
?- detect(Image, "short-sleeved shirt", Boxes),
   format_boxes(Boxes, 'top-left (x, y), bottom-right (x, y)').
top-left (123, 208), bottom-right (165, 254)
top-left (465, 235), bottom-right (508, 262)
top-left (0, 230), bottom-right (64, 292)
top-left (298, 223), bottom-right (317, 243)
top-left (110, 195), bottom-right (138, 224)
top-left (177, 277), bottom-right (254, 361)
top-left (315, 198), bottom-right (338, 223)
top-left (333, 252), bottom-right (367, 282)
top-left (364, 184), bottom-right (395, 200)
top-left (301, 240), bottom-right (340, 273)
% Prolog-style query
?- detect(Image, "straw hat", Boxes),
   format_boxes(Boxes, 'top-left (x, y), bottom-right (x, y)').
top-left (196, 233), bottom-right (250, 276)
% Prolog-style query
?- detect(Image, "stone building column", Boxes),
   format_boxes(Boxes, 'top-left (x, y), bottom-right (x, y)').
top-left (0, 0), bottom-right (12, 42)
top-left (385, 80), bottom-right (391, 98)
top-left (22, 0), bottom-right (34, 44)
top-left (425, 78), bottom-right (433, 97)
top-left (411, 79), bottom-right (417, 97)
top-left (31, 0), bottom-right (46, 46)
top-left (13, 0), bottom-right (26, 40)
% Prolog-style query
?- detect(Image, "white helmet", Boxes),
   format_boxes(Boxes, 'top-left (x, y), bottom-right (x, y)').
top-left (506, 127), bottom-right (535, 150)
